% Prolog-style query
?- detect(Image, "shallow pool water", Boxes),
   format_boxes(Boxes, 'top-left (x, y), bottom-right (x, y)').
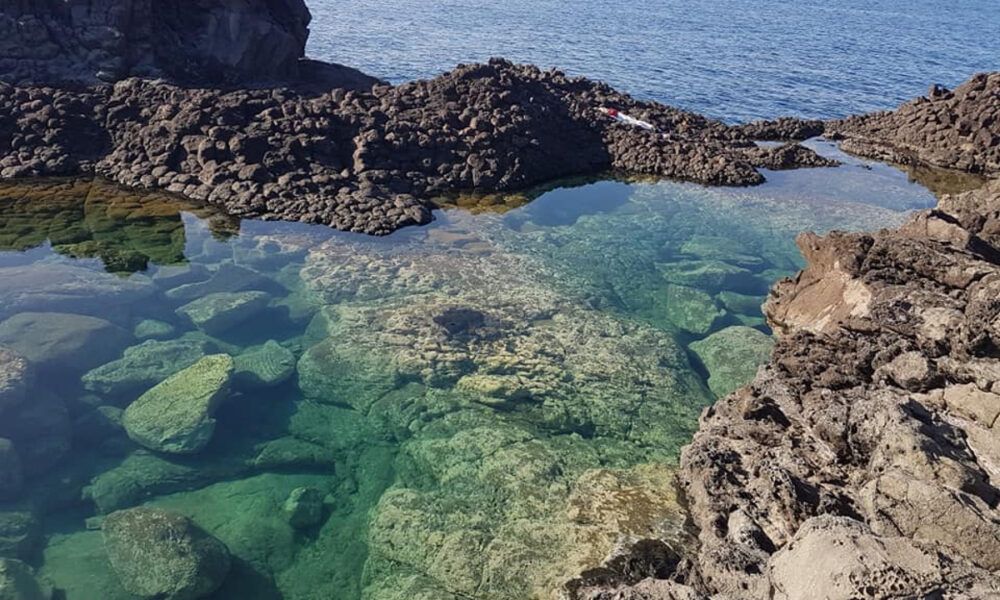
top-left (0, 150), bottom-right (937, 599)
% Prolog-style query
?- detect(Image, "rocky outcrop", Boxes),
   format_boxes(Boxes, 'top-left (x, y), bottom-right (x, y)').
top-left (102, 507), bottom-right (231, 600)
top-left (572, 178), bottom-right (1000, 598)
top-left (0, 0), bottom-right (314, 86)
top-left (0, 60), bottom-right (835, 235)
top-left (829, 72), bottom-right (1000, 175)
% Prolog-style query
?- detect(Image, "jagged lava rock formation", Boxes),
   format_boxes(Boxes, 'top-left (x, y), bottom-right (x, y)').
top-left (572, 176), bottom-right (1000, 598)
top-left (828, 72), bottom-right (1000, 176)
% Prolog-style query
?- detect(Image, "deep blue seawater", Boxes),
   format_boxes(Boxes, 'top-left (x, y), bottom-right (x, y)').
top-left (308, 0), bottom-right (1000, 122)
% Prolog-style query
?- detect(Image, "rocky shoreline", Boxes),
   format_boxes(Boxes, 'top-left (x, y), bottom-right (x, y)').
top-left (570, 140), bottom-right (1000, 598)
top-left (0, 60), bottom-right (840, 235)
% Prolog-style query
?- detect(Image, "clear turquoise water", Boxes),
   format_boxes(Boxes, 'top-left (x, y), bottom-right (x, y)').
top-left (0, 143), bottom-right (945, 598)
top-left (308, 0), bottom-right (1000, 122)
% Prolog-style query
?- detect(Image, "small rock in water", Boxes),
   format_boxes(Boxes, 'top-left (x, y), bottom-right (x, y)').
top-left (658, 260), bottom-right (760, 294)
top-left (0, 558), bottom-right (50, 600)
top-left (0, 439), bottom-right (23, 501)
top-left (102, 507), bottom-right (231, 600)
top-left (689, 326), bottom-right (775, 397)
top-left (176, 291), bottom-right (270, 335)
top-left (133, 319), bottom-right (176, 340)
top-left (122, 354), bottom-right (234, 454)
top-left (233, 340), bottom-right (295, 389)
top-left (282, 487), bottom-right (325, 529)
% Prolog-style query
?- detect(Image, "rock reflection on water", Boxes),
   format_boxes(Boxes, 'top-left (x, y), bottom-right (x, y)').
top-left (0, 178), bottom-right (238, 273)
top-left (0, 163), bottom-right (930, 600)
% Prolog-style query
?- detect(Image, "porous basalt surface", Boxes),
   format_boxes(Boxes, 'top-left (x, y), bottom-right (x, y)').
top-left (0, 60), bottom-right (836, 235)
top-left (829, 72), bottom-right (1000, 176)
top-left (571, 178), bottom-right (1000, 598)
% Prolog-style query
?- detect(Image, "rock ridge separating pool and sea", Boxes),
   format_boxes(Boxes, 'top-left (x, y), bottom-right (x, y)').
top-left (570, 120), bottom-right (1000, 598)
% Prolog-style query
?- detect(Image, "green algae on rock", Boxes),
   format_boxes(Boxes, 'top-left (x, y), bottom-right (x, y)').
top-left (0, 558), bottom-right (50, 600)
top-left (82, 338), bottom-right (210, 399)
top-left (233, 341), bottom-right (296, 389)
top-left (103, 507), bottom-right (231, 600)
top-left (689, 326), bottom-right (776, 397)
top-left (122, 354), bottom-right (234, 454)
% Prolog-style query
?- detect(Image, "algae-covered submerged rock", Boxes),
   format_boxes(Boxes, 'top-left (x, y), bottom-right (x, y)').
top-left (689, 326), bottom-right (774, 397)
top-left (102, 507), bottom-right (231, 600)
top-left (663, 283), bottom-right (725, 334)
top-left (0, 558), bottom-right (49, 600)
top-left (122, 355), bottom-right (233, 454)
top-left (176, 291), bottom-right (270, 335)
top-left (82, 338), bottom-right (209, 399)
top-left (233, 340), bottom-right (295, 389)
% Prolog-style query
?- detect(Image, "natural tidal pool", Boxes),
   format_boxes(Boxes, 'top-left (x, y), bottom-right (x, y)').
top-left (0, 147), bottom-right (938, 599)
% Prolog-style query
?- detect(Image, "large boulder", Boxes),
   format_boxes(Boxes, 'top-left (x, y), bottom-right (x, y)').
top-left (102, 507), bottom-right (230, 600)
top-left (689, 326), bottom-right (775, 397)
top-left (0, 0), bottom-right (312, 85)
top-left (122, 354), bottom-right (233, 454)
top-left (0, 312), bottom-right (132, 374)
top-left (82, 338), bottom-right (209, 399)
top-left (0, 264), bottom-right (152, 322)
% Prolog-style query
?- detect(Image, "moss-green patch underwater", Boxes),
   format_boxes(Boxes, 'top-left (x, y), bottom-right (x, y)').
top-left (0, 153), bottom-right (937, 599)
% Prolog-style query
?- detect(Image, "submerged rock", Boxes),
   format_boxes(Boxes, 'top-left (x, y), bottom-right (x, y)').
top-left (282, 487), bottom-right (325, 529)
top-left (0, 312), bottom-right (131, 374)
top-left (102, 507), bottom-right (231, 600)
top-left (176, 291), bottom-right (270, 335)
top-left (82, 338), bottom-right (209, 399)
top-left (0, 511), bottom-right (40, 561)
top-left (689, 326), bottom-right (775, 397)
top-left (0, 440), bottom-right (22, 502)
top-left (663, 284), bottom-right (725, 335)
top-left (0, 264), bottom-right (152, 321)
top-left (658, 260), bottom-right (759, 293)
top-left (233, 341), bottom-right (296, 389)
top-left (0, 348), bottom-right (28, 416)
top-left (165, 264), bottom-right (274, 303)
top-left (0, 558), bottom-right (50, 600)
top-left (133, 319), bottom-right (176, 340)
top-left (122, 355), bottom-right (233, 454)
top-left (0, 394), bottom-right (72, 475)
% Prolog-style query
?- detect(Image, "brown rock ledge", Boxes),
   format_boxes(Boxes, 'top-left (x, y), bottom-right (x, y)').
top-left (570, 176), bottom-right (1000, 599)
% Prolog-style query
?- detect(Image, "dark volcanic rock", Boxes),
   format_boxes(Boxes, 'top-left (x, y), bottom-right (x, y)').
top-left (0, 0), bottom-right (313, 85)
top-left (571, 178), bottom-right (1000, 599)
top-left (734, 117), bottom-right (827, 141)
top-left (0, 59), bottom-right (836, 235)
top-left (829, 72), bottom-right (1000, 175)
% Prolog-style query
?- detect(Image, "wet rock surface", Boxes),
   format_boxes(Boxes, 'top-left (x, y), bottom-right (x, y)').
top-left (573, 178), bottom-right (1000, 598)
top-left (0, 60), bottom-right (835, 235)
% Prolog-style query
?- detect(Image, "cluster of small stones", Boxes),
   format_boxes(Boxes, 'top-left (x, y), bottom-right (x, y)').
top-left (572, 177), bottom-right (1000, 598)
top-left (829, 72), bottom-right (1000, 175)
top-left (0, 59), bottom-right (836, 235)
